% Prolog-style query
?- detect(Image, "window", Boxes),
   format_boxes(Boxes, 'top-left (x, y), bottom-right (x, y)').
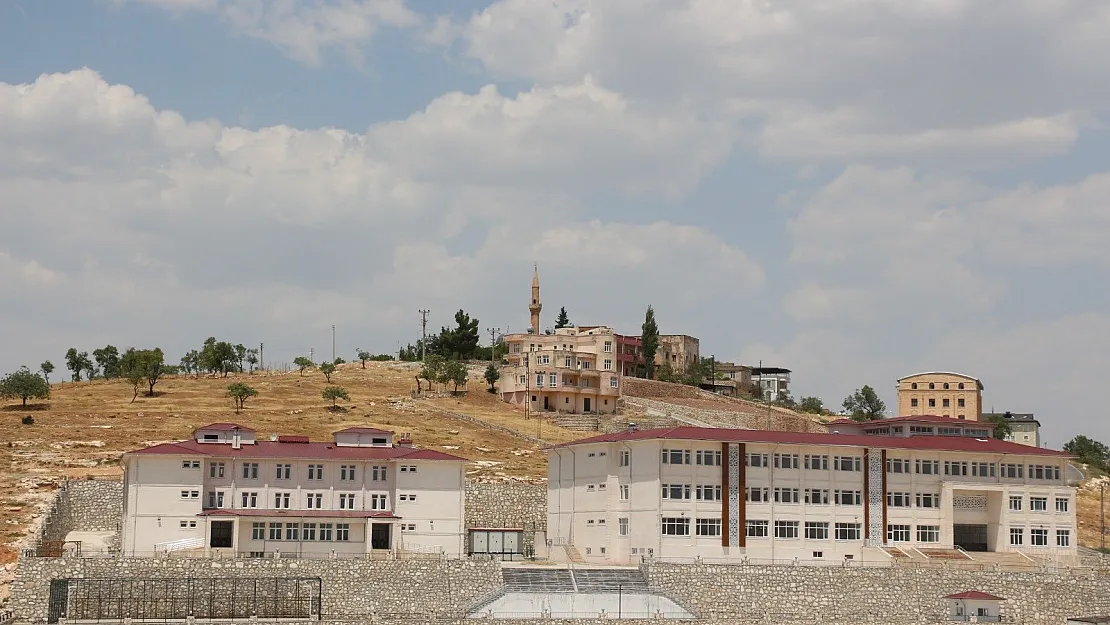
top-left (915, 493), bottom-right (940, 509)
top-left (609, 376), bottom-right (618, 388)
top-left (661, 517), bottom-right (690, 536)
top-left (241, 492), bottom-right (258, 508)
top-left (972, 462), bottom-right (995, 477)
top-left (1030, 497), bottom-right (1048, 512)
top-left (886, 492), bottom-right (911, 508)
top-left (275, 464), bottom-right (291, 480)
top-left (370, 494), bottom-right (388, 510)
top-left (834, 490), bottom-right (862, 506)
top-left (1057, 529), bottom-right (1070, 547)
top-left (274, 493), bottom-right (290, 509)
top-left (619, 518), bottom-right (629, 536)
top-left (774, 488), bottom-right (800, 504)
top-left (834, 456), bottom-right (861, 472)
top-left (536, 373), bottom-right (544, 387)
top-left (774, 453), bottom-right (799, 469)
top-left (620, 450), bottom-right (630, 467)
top-left (336, 523), bottom-right (350, 541)
top-left (957, 398), bottom-right (965, 408)
top-left (372, 465), bottom-right (388, 481)
top-left (400, 524), bottom-right (416, 532)
top-left (804, 489), bottom-right (829, 505)
top-left (182, 460), bottom-right (200, 469)
top-left (206, 491), bottom-right (225, 509)
top-left (338, 493), bottom-right (355, 509)
top-left (340, 465), bottom-right (356, 481)
top-left (804, 522), bottom-right (829, 540)
top-left (179, 520), bottom-right (197, 529)
top-left (251, 522), bottom-right (265, 540)
top-left (181, 490), bottom-right (200, 500)
top-left (886, 458), bottom-right (909, 474)
top-left (548, 374), bottom-right (557, 387)
top-left (917, 525), bottom-right (940, 543)
top-left (662, 484), bottom-right (691, 500)
top-left (541, 354), bottom-right (550, 365)
top-left (564, 356), bottom-right (573, 368)
top-left (302, 523), bottom-right (317, 541)
top-left (746, 453), bottom-right (770, 468)
top-left (910, 426), bottom-right (935, 435)
top-left (306, 493), bottom-right (322, 509)
top-left (804, 455), bottom-right (828, 470)
top-left (746, 520), bottom-right (769, 538)
top-left (242, 463), bottom-right (259, 479)
top-left (774, 521), bottom-right (799, 539)
top-left (1009, 527), bottom-right (1023, 545)
top-left (619, 484), bottom-right (629, 501)
top-left (915, 460), bottom-right (939, 475)
top-left (1002, 463), bottom-right (1024, 479)
top-left (911, 382), bottom-right (918, 389)
top-left (696, 450), bottom-right (722, 466)
top-left (307, 464), bottom-right (323, 480)
top-left (1029, 465), bottom-right (1051, 480)
top-left (696, 485), bottom-right (722, 501)
top-left (928, 398), bottom-right (936, 407)
top-left (1056, 497), bottom-right (1069, 513)
top-left (603, 359), bottom-right (612, 370)
top-left (285, 523), bottom-right (300, 541)
top-left (1030, 528), bottom-right (1048, 546)
top-left (910, 398), bottom-right (918, 407)
top-left (318, 523), bottom-right (333, 541)
top-left (399, 493), bottom-right (418, 502)
top-left (886, 525), bottom-right (910, 542)
top-left (696, 518), bottom-right (722, 537)
top-left (942, 398), bottom-right (950, 408)
top-left (604, 341), bottom-right (612, 353)
top-left (943, 461), bottom-right (968, 476)
top-left (1009, 496), bottom-right (1023, 511)
top-left (746, 487), bottom-right (770, 503)
top-left (268, 522), bottom-right (283, 540)
top-left (1053, 466), bottom-right (1061, 480)
top-left (662, 449), bottom-right (690, 465)
top-left (835, 523), bottom-right (861, 541)
top-left (400, 465), bottom-right (417, 473)
top-left (208, 462), bottom-right (225, 478)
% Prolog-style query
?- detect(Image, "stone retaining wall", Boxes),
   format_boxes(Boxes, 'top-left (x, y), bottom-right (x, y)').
top-left (644, 562), bottom-right (1110, 625)
top-left (35, 479), bottom-right (122, 544)
top-left (10, 557), bottom-right (501, 623)
top-left (465, 482), bottom-right (547, 554)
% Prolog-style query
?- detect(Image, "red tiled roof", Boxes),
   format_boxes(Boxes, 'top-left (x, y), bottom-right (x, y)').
top-left (830, 415), bottom-right (982, 426)
top-left (277, 435), bottom-right (310, 443)
top-left (126, 439), bottom-right (466, 462)
top-left (193, 423), bottom-right (255, 432)
top-left (198, 509), bottom-right (400, 519)
top-left (334, 427), bottom-right (394, 435)
top-left (944, 591), bottom-right (1005, 601)
top-left (552, 427), bottom-right (1069, 456)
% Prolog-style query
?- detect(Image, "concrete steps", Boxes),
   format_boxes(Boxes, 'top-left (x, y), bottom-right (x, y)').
top-left (564, 545), bottom-right (586, 563)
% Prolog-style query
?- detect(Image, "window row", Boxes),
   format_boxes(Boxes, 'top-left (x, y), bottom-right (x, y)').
top-left (909, 381), bottom-right (967, 390)
top-left (661, 449), bottom-right (723, 466)
top-left (1009, 527), bottom-right (1070, 547)
top-left (886, 492), bottom-right (941, 508)
top-left (746, 488), bottom-right (862, 505)
top-left (745, 520), bottom-right (864, 541)
top-left (249, 522), bottom-right (351, 542)
top-left (909, 397), bottom-right (966, 408)
top-left (747, 454), bottom-right (861, 472)
top-left (187, 461), bottom-right (399, 481)
top-left (188, 490), bottom-right (399, 511)
top-left (884, 525), bottom-right (941, 543)
top-left (660, 484), bottom-right (723, 501)
top-left (1009, 495), bottom-right (1069, 513)
top-left (660, 517), bottom-right (722, 537)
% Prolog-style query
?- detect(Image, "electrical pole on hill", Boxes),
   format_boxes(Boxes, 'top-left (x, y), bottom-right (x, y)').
top-left (332, 325), bottom-right (336, 363)
top-left (309, 348), bottom-right (314, 364)
top-left (418, 309), bottom-right (430, 361)
top-left (259, 342), bottom-right (264, 372)
top-left (488, 327), bottom-right (500, 365)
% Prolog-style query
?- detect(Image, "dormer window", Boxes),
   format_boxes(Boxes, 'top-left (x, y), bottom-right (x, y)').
top-left (203, 434), bottom-right (219, 442)
top-left (372, 438), bottom-right (388, 446)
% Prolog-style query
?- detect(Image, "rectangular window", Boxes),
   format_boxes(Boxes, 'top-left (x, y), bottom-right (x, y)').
top-left (834, 523), bottom-right (861, 541)
top-left (1030, 497), bottom-right (1048, 512)
top-left (1056, 497), bottom-right (1069, 513)
top-left (886, 492), bottom-right (911, 508)
top-left (917, 525), bottom-right (940, 543)
top-left (774, 488), bottom-right (800, 504)
top-left (251, 522), bottom-right (265, 540)
top-left (804, 455), bottom-right (828, 470)
top-left (1010, 527), bottom-right (1023, 546)
top-left (548, 374), bottom-right (557, 387)
top-left (275, 464), bottom-right (291, 480)
top-left (182, 460), bottom-right (200, 469)
top-left (372, 465), bottom-right (388, 481)
top-left (914, 460), bottom-right (939, 475)
top-left (400, 465), bottom-right (416, 473)
top-left (746, 520), bottom-right (769, 538)
top-left (619, 484), bottom-right (629, 501)
top-left (886, 524), bottom-right (911, 542)
top-left (340, 465), bottom-right (356, 481)
top-left (696, 450), bottom-right (722, 466)
top-left (241, 492), bottom-right (258, 508)
top-left (306, 493), bottom-right (322, 509)
top-left (696, 518), bottom-right (722, 537)
top-left (603, 359), bottom-right (612, 370)
top-left (604, 341), bottom-right (612, 353)
top-left (1057, 529), bottom-right (1070, 547)
top-left (833, 456), bottom-right (861, 471)
top-left (942, 398), bottom-right (950, 408)
top-left (834, 490), bottom-right (862, 506)
top-left (619, 518), bottom-right (629, 536)
top-left (206, 491), bottom-right (225, 509)
top-left (662, 484), bottom-right (691, 500)
top-left (886, 458), bottom-right (909, 474)
top-left (1003, 463), bottom-right (1024, 479)
top-left (662, 449), bottom-right (690, 465)
top-left (620, 451), bottom-right (630, 467)
top-left (958, 398), bottom-right (965, 408)
top-left (302, 523), bottom-right (317, 541)
top-left (371, 494), bottom-right (388, 510)
top-left (399, 493), bottom-right (418, 502)
top-left (536, 374), bottom-right (544, 387)
top-left (336, 523), bottom-right (350, 541)
top-left (339, 494), bottom-right (355, 509)
top-left (307, 464), bottom-right (323, 480)
top-left (972, 462), bottom-right (994, 477)
top-left (319, 523), bottom-right (333, 541)
top-left (609, 376), bottom-right (618, 388)
top-left (746, 453), bottom-right (770, 468)
top-left (943, 461), bottom-right (968, 476)
top-left (242, 463), bottom-right (258, 479)
top-left (274, 493), bottom-right (290, 509)
top-left (915, 493), bottom-right (940, 509)
top-left (1030, 528), bottom-right (1049, 546)
top-left (746, 487), bottom-right (770, 503)
top-left (928, 399), bottom-right (936, 408)
top-left (1009, 496), bottom-right (1023, 511)
top-left (774, 453), bottom-right (799, 469)
top-left (564, 356), bottom-right (573, 368)
top-left (696, 485), bottom-right (722, 501)
top-left (208, 462), bottom-right (225, 478)
top-left (285, 523), bottom-right (300, 541)
top-left (661, 517), bottom-right (690, 536)
top-left (910, 398), bottom-right (918, 407)
top-left (804, 522), bottom-right (829, 540)
top-left (804, 489), bottom-right (829, 505)
top-left (268, 522), bottom-right (282, 540)
top-left (774, 521), bottom-right (799, 539)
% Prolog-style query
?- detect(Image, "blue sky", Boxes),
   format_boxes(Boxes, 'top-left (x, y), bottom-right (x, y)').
top-left (1, 0), bottom-right (1108, 446)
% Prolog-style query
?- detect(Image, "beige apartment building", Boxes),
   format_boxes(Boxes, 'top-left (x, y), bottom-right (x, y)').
top-left (548, 425), bottom-right (1076, 566)
top-left (499, 326), bottom-right (622, 414)
top-left (897, 372), bottom-right (984, 420)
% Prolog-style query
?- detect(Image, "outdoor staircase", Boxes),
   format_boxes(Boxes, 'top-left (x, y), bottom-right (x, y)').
top-left (564, 544), bottom-right (586, 563)
top-left (500, 568), bottom-right (649, 593)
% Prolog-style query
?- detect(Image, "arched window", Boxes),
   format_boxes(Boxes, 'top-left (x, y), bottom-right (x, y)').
top-left (943, 383), bottom-right (950, 390)
top-left (958, 383), bottom-right (965, 390)
top-left (911, 383), bottom-right (918, 389)
top-left (929, 383), bottom-right (935, 390)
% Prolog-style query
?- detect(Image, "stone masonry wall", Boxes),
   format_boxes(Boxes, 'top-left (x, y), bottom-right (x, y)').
top-left (644, 562), bottom-right (1110, 625)
top-left (11, 556), bottom-right (501, 623)
top-left (465, 482), bottom-right (547, 554)
top-left (34, 479), bottom-right (122, 545)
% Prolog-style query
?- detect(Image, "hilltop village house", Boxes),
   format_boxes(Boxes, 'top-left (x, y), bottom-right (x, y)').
top-left (547, 422), bottom-right (1076, 565)
top-left (897, 371), bottom-right (984, 421)
top-left (120, 424), bottom-right (468, 557)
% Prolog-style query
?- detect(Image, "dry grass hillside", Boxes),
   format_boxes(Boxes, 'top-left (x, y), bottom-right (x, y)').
top-left (622, 377), bottom-right (826, 432)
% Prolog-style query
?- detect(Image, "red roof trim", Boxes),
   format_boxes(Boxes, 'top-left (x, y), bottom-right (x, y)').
top-left (944, 591), bottom-right (1005, 601)
top-left (552, 427), bottom-right (1069, 456)
top-left (198, 509), bottom-right (400, 519)
top-left (831, 415), bottom-right (985, 426)
top-left (193, 423), bottom-right (256, 432)
top-left (334, 427), bottom-right (395, 435)
top-left (126, 439), bottom-right (467, 462)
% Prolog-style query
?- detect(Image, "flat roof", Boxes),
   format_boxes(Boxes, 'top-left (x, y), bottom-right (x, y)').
top-left (898, 371), bottom-right (984, 389)
top-left (127, 439), bottom-right (466, 462)
top-left (752, 367), bottom-right (791, 375)
top-left (552, 426), bottom-right (1068, 457)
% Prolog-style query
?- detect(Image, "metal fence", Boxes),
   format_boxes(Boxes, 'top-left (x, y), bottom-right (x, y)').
top-left (643, 554), bottom-right (1107, 574)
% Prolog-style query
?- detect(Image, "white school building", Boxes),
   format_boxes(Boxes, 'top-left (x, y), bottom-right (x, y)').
top-left (120, 423), bottom-right (468, 557)
top-left (547, 423), bottom-right (1077, 565)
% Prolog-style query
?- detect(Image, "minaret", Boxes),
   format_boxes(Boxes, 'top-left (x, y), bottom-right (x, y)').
top-left (529, 264), bottom-right (542, 334)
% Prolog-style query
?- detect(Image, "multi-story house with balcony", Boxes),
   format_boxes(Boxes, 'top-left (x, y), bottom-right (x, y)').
top-left (547, 424), bottom-right (1076, 565)
top-left (120, 423), bottom-right (467, 557)
top-left (983, 412), bottom-right (1042, 448)
top-left (897, 371), bottom-right (984, 420)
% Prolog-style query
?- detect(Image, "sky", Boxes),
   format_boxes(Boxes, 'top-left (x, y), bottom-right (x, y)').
top-left (1, 0), bottom-right (1108, 447)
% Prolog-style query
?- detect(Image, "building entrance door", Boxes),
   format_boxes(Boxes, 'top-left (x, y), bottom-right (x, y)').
top-left (543, 396), bottom-right (550, 411)
top-left (371, 523), bottom-right (391, 550)
top-left (953, 524), bottom-right (988, 551)
top-left (583, 398), bottom-right (591, 412)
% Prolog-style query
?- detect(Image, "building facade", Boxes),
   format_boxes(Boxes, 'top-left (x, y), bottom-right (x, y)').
top-left (656, 335), bottom-right (700, 372)
top-left (753, 367), bottom-right (791, 401)
top-left (985, 412), bottom-right (1042, 448)
top-left (120, 424), bottom-right (467, 557)
top-left (548, 426), bottom-right (1075, 565)
top-left (826, 414), bottom-right (994, 438)
top-left (499, 326), bottom-right (622, 414)
top-left (897, 372), bottom-right (984, 420)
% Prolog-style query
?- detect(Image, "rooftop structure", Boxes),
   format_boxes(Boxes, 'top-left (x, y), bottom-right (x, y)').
top-left (897, 372), bottom-right (984, 421)
top-left (984, 412), bottom-right (1042, 448)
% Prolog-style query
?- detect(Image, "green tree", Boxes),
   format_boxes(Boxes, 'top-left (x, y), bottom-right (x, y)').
top-left (199, 338), bottom-right (238, 377)
top-left (1063, 435), bottom-right (1110, 472)
top-left (986, 412), bottom-right (1013, 441)
top-left (319, 361), bottom-right (337, 383)
top-left (40, 361), bottom-right (54, 385)
top-left (441, 359), bottom-right (469, 394)
top-left (356, 349), bottom-right (371, 369)
top-left (322, 386), bottom-right (350, 408)
top-left (119, 347), bottom-right (166, 401)
top-left (245, 349), bottom-right (259, 374)
top-left (555, 307), bottom-right (571, 329)
top-left (293, 357), bottom-right (314, 376)
top-left (0, 367), bottom-right (51, 407)
top-left (370, 353), bottom-right (394, 361)
top-left (64, 348), bottom-right (92, 382)
top-left (234, 344), bottom-right (247, 373)
top-left (484, 363), bottom-right (500, 393)
top-left (798, 396), bottom-right (826, 414)
top-left (180, 350), bottom-right (200, 378)
top-left (432, 310), bottom-right (481, 360)
top-left (227, 382), bottom-right (258, 413)
top-left (640, 306), bottom-right (659, 379)
top-left (842, 385), bottom-right (886, 421)
top-left (773, 391), bottom-right (797, 410)
top-left (420, 354), bottom-right (445, 391)
top-left (93, 346), bottom-right (121, 379)
top-left (656, 361), bottom-right (679, 383)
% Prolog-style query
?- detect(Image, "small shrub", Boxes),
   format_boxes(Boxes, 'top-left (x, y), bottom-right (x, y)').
top-left (21, 415), bottom-right (34, 425)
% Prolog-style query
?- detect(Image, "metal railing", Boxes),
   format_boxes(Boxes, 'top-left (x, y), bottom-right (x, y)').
top-left (644, 554), bottom-right (1105, 573)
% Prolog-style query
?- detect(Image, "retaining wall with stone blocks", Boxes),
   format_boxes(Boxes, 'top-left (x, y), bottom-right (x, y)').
top-left (465, 482), bottom-right (547, 554)
top-left (644, 562), bottom-right (1110, 625)
top-left (10, 557), bottom-right (502, 623)
top-left (35, 479), bottom-right (122, 544)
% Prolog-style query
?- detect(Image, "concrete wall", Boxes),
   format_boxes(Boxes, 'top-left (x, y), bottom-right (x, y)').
top-left (10, 557), bottom-right (501, 623)
top-left (644, 562), bottom-right (1110, 625)
top-left (36, 479), bottom-right (122, 544)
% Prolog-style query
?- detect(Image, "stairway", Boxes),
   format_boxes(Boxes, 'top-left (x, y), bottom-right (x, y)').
top-left (500, 568), bottom-right (650, 593)
top-left (564, 544), bottom-right (586, 563)
top-left (572, 568), bottom-right (650, 592)
top-left (501, 567), bottom-right (576, 593)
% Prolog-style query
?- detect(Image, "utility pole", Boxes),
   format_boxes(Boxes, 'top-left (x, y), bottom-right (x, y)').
top-left (259, 342), bottom-right (264, 372)
top-left (309, 348), bottom-right (314, 364)
top-left (1102, 482), bottom-right (1106, 551)
top-left (760, 359), bottom-right (772, 430)
top-left (418, 309), bottom-right (431, 361)
top-left (488, 327), bottom-right (501, 364)
top-left (331, 325), bottom-right (336, 363)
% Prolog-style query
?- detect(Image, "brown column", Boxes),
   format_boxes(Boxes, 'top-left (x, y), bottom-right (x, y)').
top-left (881, 449), bottom-right (888, 545)
top-left (738, 443), bottom-right (746, 548)
top-left (863, 450), bottom-right (870, 541)
top-left (721, 442), bottom-right (729, 547)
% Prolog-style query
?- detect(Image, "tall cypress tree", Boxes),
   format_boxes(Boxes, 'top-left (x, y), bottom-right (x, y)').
top-left (555, 307), bottom-right (571, 329)
top-left (641, 305), bottom-right (659, 379)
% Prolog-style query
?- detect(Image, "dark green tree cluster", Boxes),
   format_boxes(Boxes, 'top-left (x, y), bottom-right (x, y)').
top-left (842, 385), bottom-right (886, 421)
top-left (554, 307), bottom-right (572, 329)
top-left (640, 306), bottom-right (659, 379)
top-left (1064, 435), bottom-right (1110, 472)
top-left (119, 347), bottom-right (167, 402)
top-left (227, 382), bottom-right (259, 413)
top-left (64, 348), bottom-right (94, 382)
top-left (416, 355), bottom-right (469, 394)
top-left (179, 338), bottom-right (257, 377)
top-left (0, 367), bottom-right (51, 407)
top-left (426, 310), bottom-right (481, 360)
top-left (797, 396), bottom-right (826, 414)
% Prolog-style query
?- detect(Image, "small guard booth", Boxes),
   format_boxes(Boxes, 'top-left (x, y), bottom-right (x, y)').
top-left (944, 591), bottom-right (1004, 622)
